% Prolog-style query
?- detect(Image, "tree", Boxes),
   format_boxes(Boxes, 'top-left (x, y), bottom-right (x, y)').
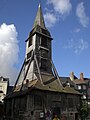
top-left (79, 101), bottom-right (88, 120)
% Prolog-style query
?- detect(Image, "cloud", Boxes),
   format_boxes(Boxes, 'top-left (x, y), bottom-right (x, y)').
top-left (76, 2), bottom-right (89, 27)
top-left (0, 23), bottom-right (19, 85)
top-left (44, 0), bottom-right (72, 28)
top-left (64, 39), bottom-right (89, 54)
top-left (44, 12), bottom-right (57, 28)
top-left (47, 0), bottom-right (72, 15)
top-left (74, 28), bottom-right (81, 33)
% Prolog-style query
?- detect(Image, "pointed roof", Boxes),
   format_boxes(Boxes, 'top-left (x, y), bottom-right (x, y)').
top-left (33, 4), bottom-right (46, 29)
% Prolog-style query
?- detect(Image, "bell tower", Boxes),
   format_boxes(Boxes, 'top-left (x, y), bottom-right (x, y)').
top-left (25, 4), bottom-right (53, 76)
top-left (13, 4), bottom-right (62, 91)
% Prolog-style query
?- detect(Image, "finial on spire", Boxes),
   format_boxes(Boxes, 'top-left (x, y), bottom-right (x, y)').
top-left (38, 3), bottom-right (41, 8)
top-left (39, 0), bottom-right (41, 7)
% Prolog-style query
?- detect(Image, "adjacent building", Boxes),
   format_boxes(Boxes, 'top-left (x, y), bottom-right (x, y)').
top-left (0, 76), bottom-right (9, 118)
top-left (0, 76), bottom-right (9, 103)
top-left (70, 72), bottom-right (90, 118)
top-left (4, 4), bottom-right (81, 120)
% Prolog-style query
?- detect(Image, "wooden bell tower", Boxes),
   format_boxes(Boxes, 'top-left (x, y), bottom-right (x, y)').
top-left (12, 4), bottom-right (62, 92)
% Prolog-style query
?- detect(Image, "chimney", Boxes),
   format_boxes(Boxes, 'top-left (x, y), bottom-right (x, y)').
top-left (80, 73), bottom-right (84, 80)
top-left (70, 72), bottom-right (74, 81)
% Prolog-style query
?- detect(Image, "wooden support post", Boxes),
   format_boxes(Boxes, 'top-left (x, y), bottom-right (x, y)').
top-left (20, 51), bottom-right (34, 91)
top-left (34, 54), bottom-right (44, 85)
top-left (50, 60), bottom-right (62, 86)
top-left (11, 59), bottom-right (26, 94)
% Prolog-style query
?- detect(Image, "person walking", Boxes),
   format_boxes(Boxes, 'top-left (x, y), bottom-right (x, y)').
top-left (53, 114), bottom-right (60, 120)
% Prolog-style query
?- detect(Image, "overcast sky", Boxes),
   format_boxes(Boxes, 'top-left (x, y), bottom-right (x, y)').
top-left (0, 0), bottom-right (90, 85)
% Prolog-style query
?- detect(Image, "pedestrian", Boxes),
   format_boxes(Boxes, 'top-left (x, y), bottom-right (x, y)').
top-left (53, 114), bottom-right (60, 120)
top-left (61, 114), bottom-right (67, 120)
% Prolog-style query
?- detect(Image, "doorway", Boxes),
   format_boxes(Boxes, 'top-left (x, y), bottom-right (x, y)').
top-left (75, 113), bottom-right (78, 120)
top-left (53, 107), bottom-right (61, 119)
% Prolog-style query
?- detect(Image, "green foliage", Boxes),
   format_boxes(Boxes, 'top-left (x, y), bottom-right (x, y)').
top-left (79, 101), bottom-right (88, 120)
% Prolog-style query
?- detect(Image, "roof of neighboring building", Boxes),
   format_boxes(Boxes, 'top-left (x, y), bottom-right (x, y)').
top-left (84, 78), bottom-right (90, 84)
top-left (0, 76), bottom-right (9, 82)
top-left (74, 79), bottom-right (87, 85)
top-left (60, 77), bottom-right (75, 87)
top-left (72, 72), bottom-right (90, 85)
top-left (84, 78), bottom-right (90, 80)
top-left (73, 78), bottom-right (90, 86)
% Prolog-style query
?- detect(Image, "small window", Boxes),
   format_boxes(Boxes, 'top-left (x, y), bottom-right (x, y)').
top-left (0, 86), bottom-right (3, 91)
top-left (27, 51), bottom-right (32, 59)
top-left (42, 29), bottom-right (47, 35)
top-left (40, 49), bottom-right (48, 58)
top-left (83, 85), bottom-right (86, 90)
top-left (82, 94), bottom-right (86, 99)
top-left (66, 82), bottom-right (70, 87)
top-left (41, 36), bottom-right (47, 48)
top-left (88, 82), bottom-right (90, 86)
top-left (41, 59), bottom-right (47, 71)
top-left (28, 38), bottom-right (32, 47)
top-left (78, 85), bottom-right (81, 90)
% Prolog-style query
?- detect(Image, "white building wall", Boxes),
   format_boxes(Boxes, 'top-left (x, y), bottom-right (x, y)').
top-left (0, 78), bottom-right (8, 102)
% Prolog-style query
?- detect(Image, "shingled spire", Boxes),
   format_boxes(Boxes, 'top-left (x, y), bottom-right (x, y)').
top-left (33, 4), bottom-right (46, 29)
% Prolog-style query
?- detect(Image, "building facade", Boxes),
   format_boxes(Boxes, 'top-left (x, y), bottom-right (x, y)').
top-left (4, 4), bottom-right (81, 120)
top-left (0, 76), bottom-right (9, 103)
top-left (0, 76), bottom-right (9, 119)
top-left (70, 72), bottom-right (90, 119)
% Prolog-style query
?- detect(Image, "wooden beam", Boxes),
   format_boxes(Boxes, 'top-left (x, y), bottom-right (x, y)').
top-left (20, 51), bottom-right (34, 91)
top-left (34, 54), bottom-right (44, 85)
top-left (11, 59), bottom-right (26, 94)
top-left (50, 60), bottom-right (62, 86)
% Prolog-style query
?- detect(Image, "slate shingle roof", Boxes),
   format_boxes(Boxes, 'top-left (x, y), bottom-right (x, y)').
top-left (33, 4), bottom-right (46, 29)
top-left (5, 73), bottom-right (81, 99)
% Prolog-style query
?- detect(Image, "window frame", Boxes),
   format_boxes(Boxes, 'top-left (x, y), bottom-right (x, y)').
top-left (28, 37), bottom-right (32, 47)
top-left (40, 58), bottom-right (47, 71)
top-left (41, 36), bottom-right (48, 48)
top-left (77, 85), bottom-right (81, 90)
